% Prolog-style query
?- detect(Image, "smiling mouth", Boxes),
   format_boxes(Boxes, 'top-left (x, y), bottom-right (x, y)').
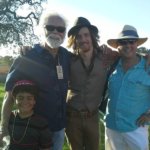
top-left (81, 42), bottom-right (88, 46)
top-left (122, 48), bottom-right (131, 52)
top-left (50, 36), bottom-right (59, 40)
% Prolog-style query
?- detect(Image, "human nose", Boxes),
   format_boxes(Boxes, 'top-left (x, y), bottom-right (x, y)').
top-left (52, 28), bottom-right (58, 32)
top-left (80, 36), bottom-right (87, 42)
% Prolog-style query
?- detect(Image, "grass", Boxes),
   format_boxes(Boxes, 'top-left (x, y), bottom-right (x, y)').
top-left (0, 82), bottom-right (105, 150)
top-left (0, 82), bottom-right (5, 114)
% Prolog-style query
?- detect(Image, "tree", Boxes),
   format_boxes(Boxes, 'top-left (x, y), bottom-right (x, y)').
top-left (137, 46), bottom-right (149, 55)
top-left (0, 55), bottom-right (14, 66)
top-left (0, 0), bottom-right (46, 46)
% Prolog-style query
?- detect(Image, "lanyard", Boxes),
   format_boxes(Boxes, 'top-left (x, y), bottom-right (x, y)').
top-left (56, 55), bottom-right (64, 79)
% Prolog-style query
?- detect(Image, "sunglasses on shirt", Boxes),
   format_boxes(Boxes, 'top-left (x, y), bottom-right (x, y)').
top-left (117, 39), bottom-right (137, 45)
top-left (44, 25), bottom-right (66, 33)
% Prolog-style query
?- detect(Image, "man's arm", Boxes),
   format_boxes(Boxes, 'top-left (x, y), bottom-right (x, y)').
top-left (100, 44), bottom-right (120, 67)
top-left (0, 91), bottom-right (14, 139)
top-left (19, 45), bottom-right (32, 55)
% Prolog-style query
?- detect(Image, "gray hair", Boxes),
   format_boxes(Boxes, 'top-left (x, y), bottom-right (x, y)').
top-left (35, 11), bottom-right (67, 43)
top-left (39, 11), bottom-right (67, 28)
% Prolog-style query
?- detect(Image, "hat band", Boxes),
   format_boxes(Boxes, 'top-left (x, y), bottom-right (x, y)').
top-left (119, 30), bottom-right (139, 38)
top-left (14, 80), bottom-right (35, 88)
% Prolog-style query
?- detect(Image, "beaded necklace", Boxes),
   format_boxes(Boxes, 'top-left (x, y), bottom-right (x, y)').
top-left (11, 111), bottom-right (31, 143)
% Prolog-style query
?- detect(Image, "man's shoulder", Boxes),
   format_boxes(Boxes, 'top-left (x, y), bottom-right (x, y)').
top-left (59, 46), bottom-right (68, 51)
top-left (59, 46), bottom-right (73, 61)
top-left (59, 46), bottom-right (71, 54)
top-left (20, 44), bottom-right (41, 58)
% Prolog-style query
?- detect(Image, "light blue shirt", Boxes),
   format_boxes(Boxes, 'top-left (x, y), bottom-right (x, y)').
top-left (105, 57), bottom-right (150, 132)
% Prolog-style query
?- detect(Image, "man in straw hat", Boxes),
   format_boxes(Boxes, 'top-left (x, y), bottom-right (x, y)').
top-left (65, 16), bottom-right (119, 150)
top-left (105, 25), bottom-right (150, 150)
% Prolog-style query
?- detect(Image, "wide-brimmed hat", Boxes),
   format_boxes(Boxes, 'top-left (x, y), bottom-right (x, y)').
top-left (68, 17), bottom-right (98, 37)
top-left (107, 25), bottom-right (148, 48)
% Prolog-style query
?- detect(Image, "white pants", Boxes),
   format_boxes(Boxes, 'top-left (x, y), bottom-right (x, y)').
top-left (105, 127), bottom-right (149, 150)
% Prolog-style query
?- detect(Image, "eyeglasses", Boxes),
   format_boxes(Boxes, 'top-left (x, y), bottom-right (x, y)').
top-left (44, 25), bottom-right (66, 33)
top-left (118, 39), bottom-right (137, 45)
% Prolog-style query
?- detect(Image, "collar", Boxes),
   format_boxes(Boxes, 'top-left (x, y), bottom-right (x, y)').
top-left (118, 56), bottom-right (145, 69)
top-left (34, 44), bottom-right (62, 55)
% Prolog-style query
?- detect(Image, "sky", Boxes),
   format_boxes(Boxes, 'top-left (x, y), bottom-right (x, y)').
top-left (1, 0), bottom-right (150, 56)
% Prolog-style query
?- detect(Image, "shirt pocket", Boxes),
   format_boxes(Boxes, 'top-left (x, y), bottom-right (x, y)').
top-left (128, 71), bottom-right (150, 87)
top-left (127, 74), bottom-right (150, 98)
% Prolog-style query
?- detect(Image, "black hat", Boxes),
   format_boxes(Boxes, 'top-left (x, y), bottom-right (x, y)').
top-left (68, 17), bottom-right (98, 37)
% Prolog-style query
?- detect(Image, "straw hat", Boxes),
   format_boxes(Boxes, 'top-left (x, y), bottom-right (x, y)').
top-left (68, 17), bottom-right (98, 37)
top-left (107, 25), bottom-right (147, 48)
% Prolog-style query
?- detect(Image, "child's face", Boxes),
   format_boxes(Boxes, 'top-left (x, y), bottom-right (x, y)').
top-left (15, 92), bottom-right (36, 114)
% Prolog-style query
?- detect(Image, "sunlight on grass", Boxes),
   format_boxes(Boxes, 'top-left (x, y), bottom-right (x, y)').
top-left (0, 82), bottom-right (5, 108)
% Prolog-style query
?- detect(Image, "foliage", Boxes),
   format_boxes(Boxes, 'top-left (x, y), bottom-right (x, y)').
top-left (137, 46), bottom-right (149, 55)
top-left (0, 0), bottom-right (47, 46)
top-left (0, 56), bottom-right (15, 66)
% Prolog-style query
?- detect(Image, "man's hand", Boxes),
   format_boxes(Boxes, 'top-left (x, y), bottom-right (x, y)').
top-left (145, 51), bottom-right (150, 70)
top-left (138, 49), bottom-right (150, 70)
top-left (0, 124), bottom-right (9, 140)
top-left (1, 91), bottom-right (14, 143)
top-left (136, 112), bottom-right (150, 127)
top-left (100, 44), bottom-right (112, 55)
top-left (100, 44), bottom-right (120, 67)
top-left (19, 46), bottom-right (32, 55)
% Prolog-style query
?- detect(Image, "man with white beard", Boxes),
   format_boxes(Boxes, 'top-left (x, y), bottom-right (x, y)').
top-left (45, 29), bottom-right (64, 49)
top-left (0, 12), bottom-right (71, 150)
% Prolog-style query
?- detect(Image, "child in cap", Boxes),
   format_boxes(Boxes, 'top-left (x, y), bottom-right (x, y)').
top-left (7, 80), bottom-right (52, 150)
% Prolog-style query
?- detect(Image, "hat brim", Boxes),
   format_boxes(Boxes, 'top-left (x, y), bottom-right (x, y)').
top-left (68, 25), bottom-right (98, 37)
top-left (107, 37), bottom-right (148, 49)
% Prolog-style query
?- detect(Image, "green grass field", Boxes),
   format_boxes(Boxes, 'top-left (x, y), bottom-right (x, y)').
top-left (0, 82), bottom-right (105, 149)
top-left (0, 83), bottom-right (5, 114)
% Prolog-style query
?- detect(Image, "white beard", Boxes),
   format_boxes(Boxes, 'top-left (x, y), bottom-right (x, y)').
top-left (45, 34), bottom-right (64, 48)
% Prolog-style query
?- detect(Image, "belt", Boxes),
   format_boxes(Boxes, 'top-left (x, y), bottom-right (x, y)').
top-left (67, 109), bottom-right (98, 118)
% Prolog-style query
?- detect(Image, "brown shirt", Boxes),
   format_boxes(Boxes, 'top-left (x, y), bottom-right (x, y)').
top-left (67, 50), bottom-right (118, 112)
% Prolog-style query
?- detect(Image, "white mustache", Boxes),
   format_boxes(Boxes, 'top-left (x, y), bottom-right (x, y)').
top-left (45, 33), bottom-right (64, 48)
top-left (48, 34), bottom-right (61, 40)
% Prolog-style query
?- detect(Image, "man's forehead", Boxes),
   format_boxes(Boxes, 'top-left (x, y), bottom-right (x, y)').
top-left (45, 16), bottom-right (65, 26)
top-left (78, 27), bottom-right (90, 35)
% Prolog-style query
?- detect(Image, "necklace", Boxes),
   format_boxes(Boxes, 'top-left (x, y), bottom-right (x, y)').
top-left (11, 111), bottom-right (31, 143)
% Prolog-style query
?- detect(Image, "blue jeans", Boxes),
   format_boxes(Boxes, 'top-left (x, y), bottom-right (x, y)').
top-left (51, 128), bottom-right (65, 150)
